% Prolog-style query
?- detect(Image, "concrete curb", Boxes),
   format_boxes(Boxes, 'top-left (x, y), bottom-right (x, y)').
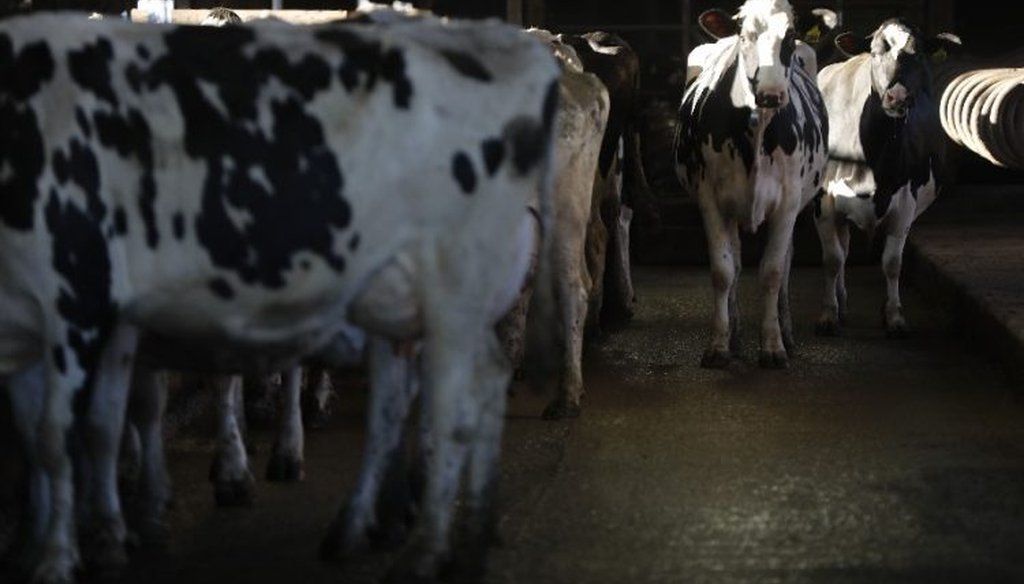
top-left (906, 221), bottom-right (1024, 389)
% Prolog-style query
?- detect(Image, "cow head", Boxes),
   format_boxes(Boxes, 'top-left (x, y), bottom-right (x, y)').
top-left (865, 19), bottom-right (931, 118)
top-left (734, 0), bottom-right (799, 110)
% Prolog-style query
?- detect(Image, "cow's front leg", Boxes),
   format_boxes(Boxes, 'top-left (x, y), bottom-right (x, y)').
top-left (78, 323), bottom-right (139, 577)
top-left (5, 363), bottom-right (49, 577)
top-left (698, 203), bottom-right (737, 368)
top-left (728, 226), bottom-right (742, 354)
top-left (778, 239), bottom-right (796, 354)
top-left (209, 375), bottom-right (255, 507)
top-left (814, 196), bottom-right (845, 336)
top-left (321, 339), bottom-right (419, 560)
top-left (759, 213), bottom-right (798, 368)
top-left (266, 368), bottom-right (304, 482)
top-left (881, 230), bottom-right (910, 338)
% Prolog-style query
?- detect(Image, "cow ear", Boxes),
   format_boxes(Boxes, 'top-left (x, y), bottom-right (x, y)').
top-left (926, 32), bottom-right (962, 63)
top-left (834, 31), bottom-right (868, 57)
top-left (699, 8), bottom-right (737, 41)
top-left (800, 7), bottom-right (838, 45)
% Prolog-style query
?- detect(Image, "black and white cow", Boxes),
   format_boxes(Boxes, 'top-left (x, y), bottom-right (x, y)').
top-left (560, 31), bottom-right (656, 331)
top-left (0, 13), bottom-right (559, 583)
top-left (674, 0), bottom-right (828, 369)
top-left (814, 19), bottom-right (953, 337)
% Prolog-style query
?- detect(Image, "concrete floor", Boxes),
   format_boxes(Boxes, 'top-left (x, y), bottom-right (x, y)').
top-left (6, 265), bottom-right (1024, 583)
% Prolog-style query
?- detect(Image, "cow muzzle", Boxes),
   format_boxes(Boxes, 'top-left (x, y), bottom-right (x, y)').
top-left (755, 91), bottom-right (786, 109)
top-left (882, 85), bottom-right (912, 118)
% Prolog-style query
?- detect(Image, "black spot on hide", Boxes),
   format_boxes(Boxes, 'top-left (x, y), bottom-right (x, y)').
top-left (0, 38), bottom-right (54, 230)
top-left (481, 138), bottom-right (505, 176)
top-left (452, 151), bottom-right (477, 194)
top-left (208, 277), bottom-right (235, 299)
top-left (440, 49), bottom-right (493, 82)
top-left (68, 38), bottom-right (118, 107)
top-left (315, 28), bottom-right (414, 109)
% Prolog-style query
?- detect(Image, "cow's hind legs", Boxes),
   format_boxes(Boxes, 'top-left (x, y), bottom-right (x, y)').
top-left (542, 263), bottom-right (588, 420)
top-left (209, 376), bottom-right (255, 507)
top-left (125, 366), bottom-right (173, 547)
top-left (882, 231), bottom-right (910, 338)
top-left (386, 320), bottom-right (493, 584)
top-left (459, 332), bottom-right (510, 582)
top-left (321, 339), bottom-right (418, 560)
top-left (77, 324), bottom-right (139, 578)
top-left (265, 367), bottom-right (305, 482)
top-left (814, 200), bottom-right (847, 336)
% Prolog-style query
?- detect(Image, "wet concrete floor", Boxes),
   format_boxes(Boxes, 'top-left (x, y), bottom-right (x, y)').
top-left (11, 265), bottom-right (1024, 584)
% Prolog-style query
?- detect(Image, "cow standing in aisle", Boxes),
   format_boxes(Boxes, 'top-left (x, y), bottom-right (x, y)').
top-left (0, 13), bottom-right (559, 583)
top-left (674, 0), bottom-right (828, 368)
top-left (504, 30), bottom-right (607, 420)
top-left (560, 31), bottom-right (654, 331)
top-left (814, 19), bottom-right (954, 337)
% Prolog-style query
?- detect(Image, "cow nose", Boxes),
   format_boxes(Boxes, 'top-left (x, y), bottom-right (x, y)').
top-left (755, 92), bottom-right (781, 109)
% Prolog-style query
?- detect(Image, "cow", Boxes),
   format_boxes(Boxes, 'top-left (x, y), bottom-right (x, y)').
top-left (0, 12), bottom-right (560, 583)
top-left (673, 0), bottom-right (829, 369)
top-left (813, 19), bottom-right (954, 338)
top-left (560, 31), bottom-right (654, 331)
top-left (504, 29), bottom-right (607, 420)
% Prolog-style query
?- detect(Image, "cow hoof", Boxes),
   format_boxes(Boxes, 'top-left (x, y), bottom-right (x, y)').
top-left (815, 319), bottom-right (841, 337)
top-left (383, 546), bottom-right (452, 584)
top-left (886, 325), bottom-right (909, 339)
top-left (542, 399), bottom-right (581, 420)
top-left (33, 543), bottom-right (80, 584)
top-left (213, 477), bottom-right (255, 507)
top-left (700, 349), bottom-right (731, 369)
top-left (369, 521), bottom-right (410, 553)
top-left (137, 517), bottom-right (172, 550)
top-left (319, 526), bottom-right (366, 562)
top-left (81, 535), bottom-right (128, 581)
top-left (265, 454), bottom-right (305, 482)
top-left (728, 336), bottom-right (741, 354)
top-left (758, 351), bottom-right (789, 369)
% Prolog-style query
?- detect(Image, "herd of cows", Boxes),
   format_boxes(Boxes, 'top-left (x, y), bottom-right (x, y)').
top-left (0, 0), bottom-right (961, 581)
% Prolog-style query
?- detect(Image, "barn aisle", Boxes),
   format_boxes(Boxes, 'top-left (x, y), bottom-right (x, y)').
top-left (487, 266), bottom-right (1024, 583)
top-left (15, 265), bottom-right (1020, 584)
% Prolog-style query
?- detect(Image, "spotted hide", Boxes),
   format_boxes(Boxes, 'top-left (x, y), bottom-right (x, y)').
top-left (814, 19), bottom-right (949, 337)
top-left (0, 13), bottom-right (559, 583)
top-left (674, 0), bottom-right (828, 369)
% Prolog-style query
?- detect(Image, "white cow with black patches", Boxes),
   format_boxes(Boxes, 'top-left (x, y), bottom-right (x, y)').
top-left (814, 18), bottom-right (951, 337)
top-left (0, 13), bottom-right (559, 583)
top-left (674, 0), bottom-right (828, 369)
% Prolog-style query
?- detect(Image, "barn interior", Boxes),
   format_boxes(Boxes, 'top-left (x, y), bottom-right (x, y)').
top-left (1, 1), bottom-right (1023, 583)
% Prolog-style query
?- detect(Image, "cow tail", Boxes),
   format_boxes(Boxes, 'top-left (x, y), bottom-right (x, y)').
top-left (520, 79), bottom-right (564, 394)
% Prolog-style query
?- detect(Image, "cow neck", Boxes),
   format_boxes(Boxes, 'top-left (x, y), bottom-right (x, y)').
top-left (859, 89), bottom-right (941, 213)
